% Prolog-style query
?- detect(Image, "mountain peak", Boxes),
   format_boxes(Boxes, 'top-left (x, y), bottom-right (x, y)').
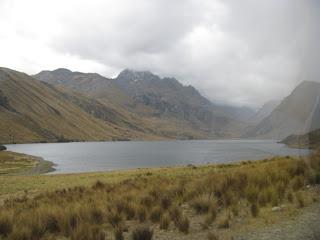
top-left (117, 69), bottom-right (158, 82)
top-left (52, 68), bottom-right (73, 74)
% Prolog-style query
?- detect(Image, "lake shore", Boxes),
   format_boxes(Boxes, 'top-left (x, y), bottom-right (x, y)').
top-left (0, 151), bottom-right (55, 176)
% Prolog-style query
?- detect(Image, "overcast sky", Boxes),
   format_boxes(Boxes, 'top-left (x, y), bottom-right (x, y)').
top-left (0, 0), bottom-right (318, 108)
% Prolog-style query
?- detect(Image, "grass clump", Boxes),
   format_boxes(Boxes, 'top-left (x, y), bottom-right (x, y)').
top-left (207, 232), bottom-right (219, 240)
top-left (114, 226), bottom-right (124, 240)
top-left (175, 215), bottom-right (189, 234)
top-left (191, 195), bottom-right (211, 214)
top-left (149, 207), bottom-right (162, 223)
top-left (0, 214), bottom-right (12, 237)
top-left (132, 226), bottom-right (153, 240)
top-left (250, 203), bottom-right (259, 217)
top-left (160, 214), bottom-right (170, 230)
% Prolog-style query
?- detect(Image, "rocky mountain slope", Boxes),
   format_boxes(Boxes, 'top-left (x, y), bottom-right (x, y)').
top-left (243, 81), bottom-right (320, 139)
top-left (36, 68), bottom-right (247, 138)
top-left (0, 67), bottom-right (158, 143)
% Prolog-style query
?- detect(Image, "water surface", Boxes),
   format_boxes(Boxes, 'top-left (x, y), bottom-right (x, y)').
top-left (6, 140), bottom-right (309, 174)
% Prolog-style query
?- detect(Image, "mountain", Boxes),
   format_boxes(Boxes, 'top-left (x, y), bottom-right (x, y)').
top-left (281, 128), bottom-right (320, 149)
top-left (250, 100), bottom-right (279, 124)
top-left (34, 68), bottom-right (128, 106)
top-left (115, 69), bottom-right (247, 137)
top-left (36, 68), bottom-right (246, 138)
top-left (0, 67), bottom-right (158, 144)
top-left (243, 81), bottom-right (320, 139)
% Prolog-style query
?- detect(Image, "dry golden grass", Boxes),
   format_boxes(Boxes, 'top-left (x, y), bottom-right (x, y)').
top-left (0, 151), bottom-right (319, 239)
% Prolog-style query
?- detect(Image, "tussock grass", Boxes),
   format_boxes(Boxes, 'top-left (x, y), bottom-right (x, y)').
top-left (0, 153), bottom-right (319, 239)
top-left (132, 226), bottom-right (153, 240)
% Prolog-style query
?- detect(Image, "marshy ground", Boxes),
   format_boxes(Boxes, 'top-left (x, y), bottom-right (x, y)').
top-left (0, 152), bottom-right (319, 240)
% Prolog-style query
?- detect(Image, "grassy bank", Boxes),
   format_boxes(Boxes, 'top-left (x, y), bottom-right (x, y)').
top-left (0, 151), bottom-right (54, 176)
top-left (0, 153), bottom-right (320, 240)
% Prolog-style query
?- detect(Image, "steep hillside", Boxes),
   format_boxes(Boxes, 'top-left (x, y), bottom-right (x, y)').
top-left (36, 68), bottom-right (246, 138)
top-left (243, 81), bottom-right (320, 139)
top-left (250, 100), bottom-right (279, 124)
top-left (34, 68), bottom-right (128, 105)
top-left (281, 128), bottom-right (320, 149)
top-left (0, 68), bottom-right (157, 143)
top-left (114, 69), bottom-right (245, 137)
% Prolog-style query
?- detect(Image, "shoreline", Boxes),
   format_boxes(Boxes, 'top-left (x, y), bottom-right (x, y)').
top-left (0, 151), bottom-right (55, 176)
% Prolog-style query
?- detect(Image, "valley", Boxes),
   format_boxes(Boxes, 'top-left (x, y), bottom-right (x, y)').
top-left (1, 67), bottom-right (320, 144)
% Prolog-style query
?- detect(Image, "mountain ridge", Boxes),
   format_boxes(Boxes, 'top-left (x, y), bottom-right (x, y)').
top-left (36, 68), bottom-right (249, 138)
top-left (243, 81), bottom-right (320, 139)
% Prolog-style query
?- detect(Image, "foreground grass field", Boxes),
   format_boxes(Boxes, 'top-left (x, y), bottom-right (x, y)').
top-left (0, 152), bottom-right (320, 240)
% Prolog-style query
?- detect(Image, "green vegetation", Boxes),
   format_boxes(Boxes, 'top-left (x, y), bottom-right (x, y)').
top-left (281, 129), bottom-right (320, 149)
top-left (0, 152), bottom-right (319, 239)
top-left (0, 151), bottom-right (54, 175)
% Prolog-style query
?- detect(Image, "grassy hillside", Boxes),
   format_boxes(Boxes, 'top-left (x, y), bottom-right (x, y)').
top-left (0, 67), bottom-right (163, 144)
top-left (0, 153), bottom-right (319, 239)
top-left (1, 67), bottom-right (229, 143)
top-left (281, 129), bottom-right (320, 149)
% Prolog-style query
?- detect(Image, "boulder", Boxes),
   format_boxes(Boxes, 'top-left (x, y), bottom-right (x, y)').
top-left (0, 145), bottom-right (7, 151)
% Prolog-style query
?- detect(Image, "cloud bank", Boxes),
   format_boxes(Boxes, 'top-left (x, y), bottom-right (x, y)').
top-left (0, 0), bottom-right (318, 108)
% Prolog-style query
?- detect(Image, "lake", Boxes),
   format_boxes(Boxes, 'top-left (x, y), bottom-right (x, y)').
top-left (6, 140), bottom-right (309, 174)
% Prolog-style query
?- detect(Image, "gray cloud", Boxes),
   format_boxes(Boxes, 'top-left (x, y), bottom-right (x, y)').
top-left (0, 0), bottom-right (319, 108)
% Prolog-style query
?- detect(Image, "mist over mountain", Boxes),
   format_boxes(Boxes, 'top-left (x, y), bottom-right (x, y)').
top-left (250, 100), bottom-right (280, 124)
top-left (243, 81), bottom-right (320, 139)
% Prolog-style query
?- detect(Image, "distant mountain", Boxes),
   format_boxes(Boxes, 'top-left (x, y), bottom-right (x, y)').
top-left (36, 68), bottom-right (246, 139)
top-left (243, 81), bottom-right (320, 139)
top-left (250, 100), bottom-right (279, 124)
top-left (0, 67), bottom-right (158, 143)
top-left (281, 128), bottom-right (320, 149)
top-left (216, 105), bottom-right (256, 123)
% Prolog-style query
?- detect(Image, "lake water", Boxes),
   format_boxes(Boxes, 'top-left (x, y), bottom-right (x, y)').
top-left (6, 140), bottom-right (309, 174)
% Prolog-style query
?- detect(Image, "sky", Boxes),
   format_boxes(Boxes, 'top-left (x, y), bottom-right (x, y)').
top-left (0, 0), bottom-right (318, 108)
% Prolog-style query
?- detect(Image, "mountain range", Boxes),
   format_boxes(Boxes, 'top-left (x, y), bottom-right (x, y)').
top-left (0, 66), bottom-right (319, 143)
